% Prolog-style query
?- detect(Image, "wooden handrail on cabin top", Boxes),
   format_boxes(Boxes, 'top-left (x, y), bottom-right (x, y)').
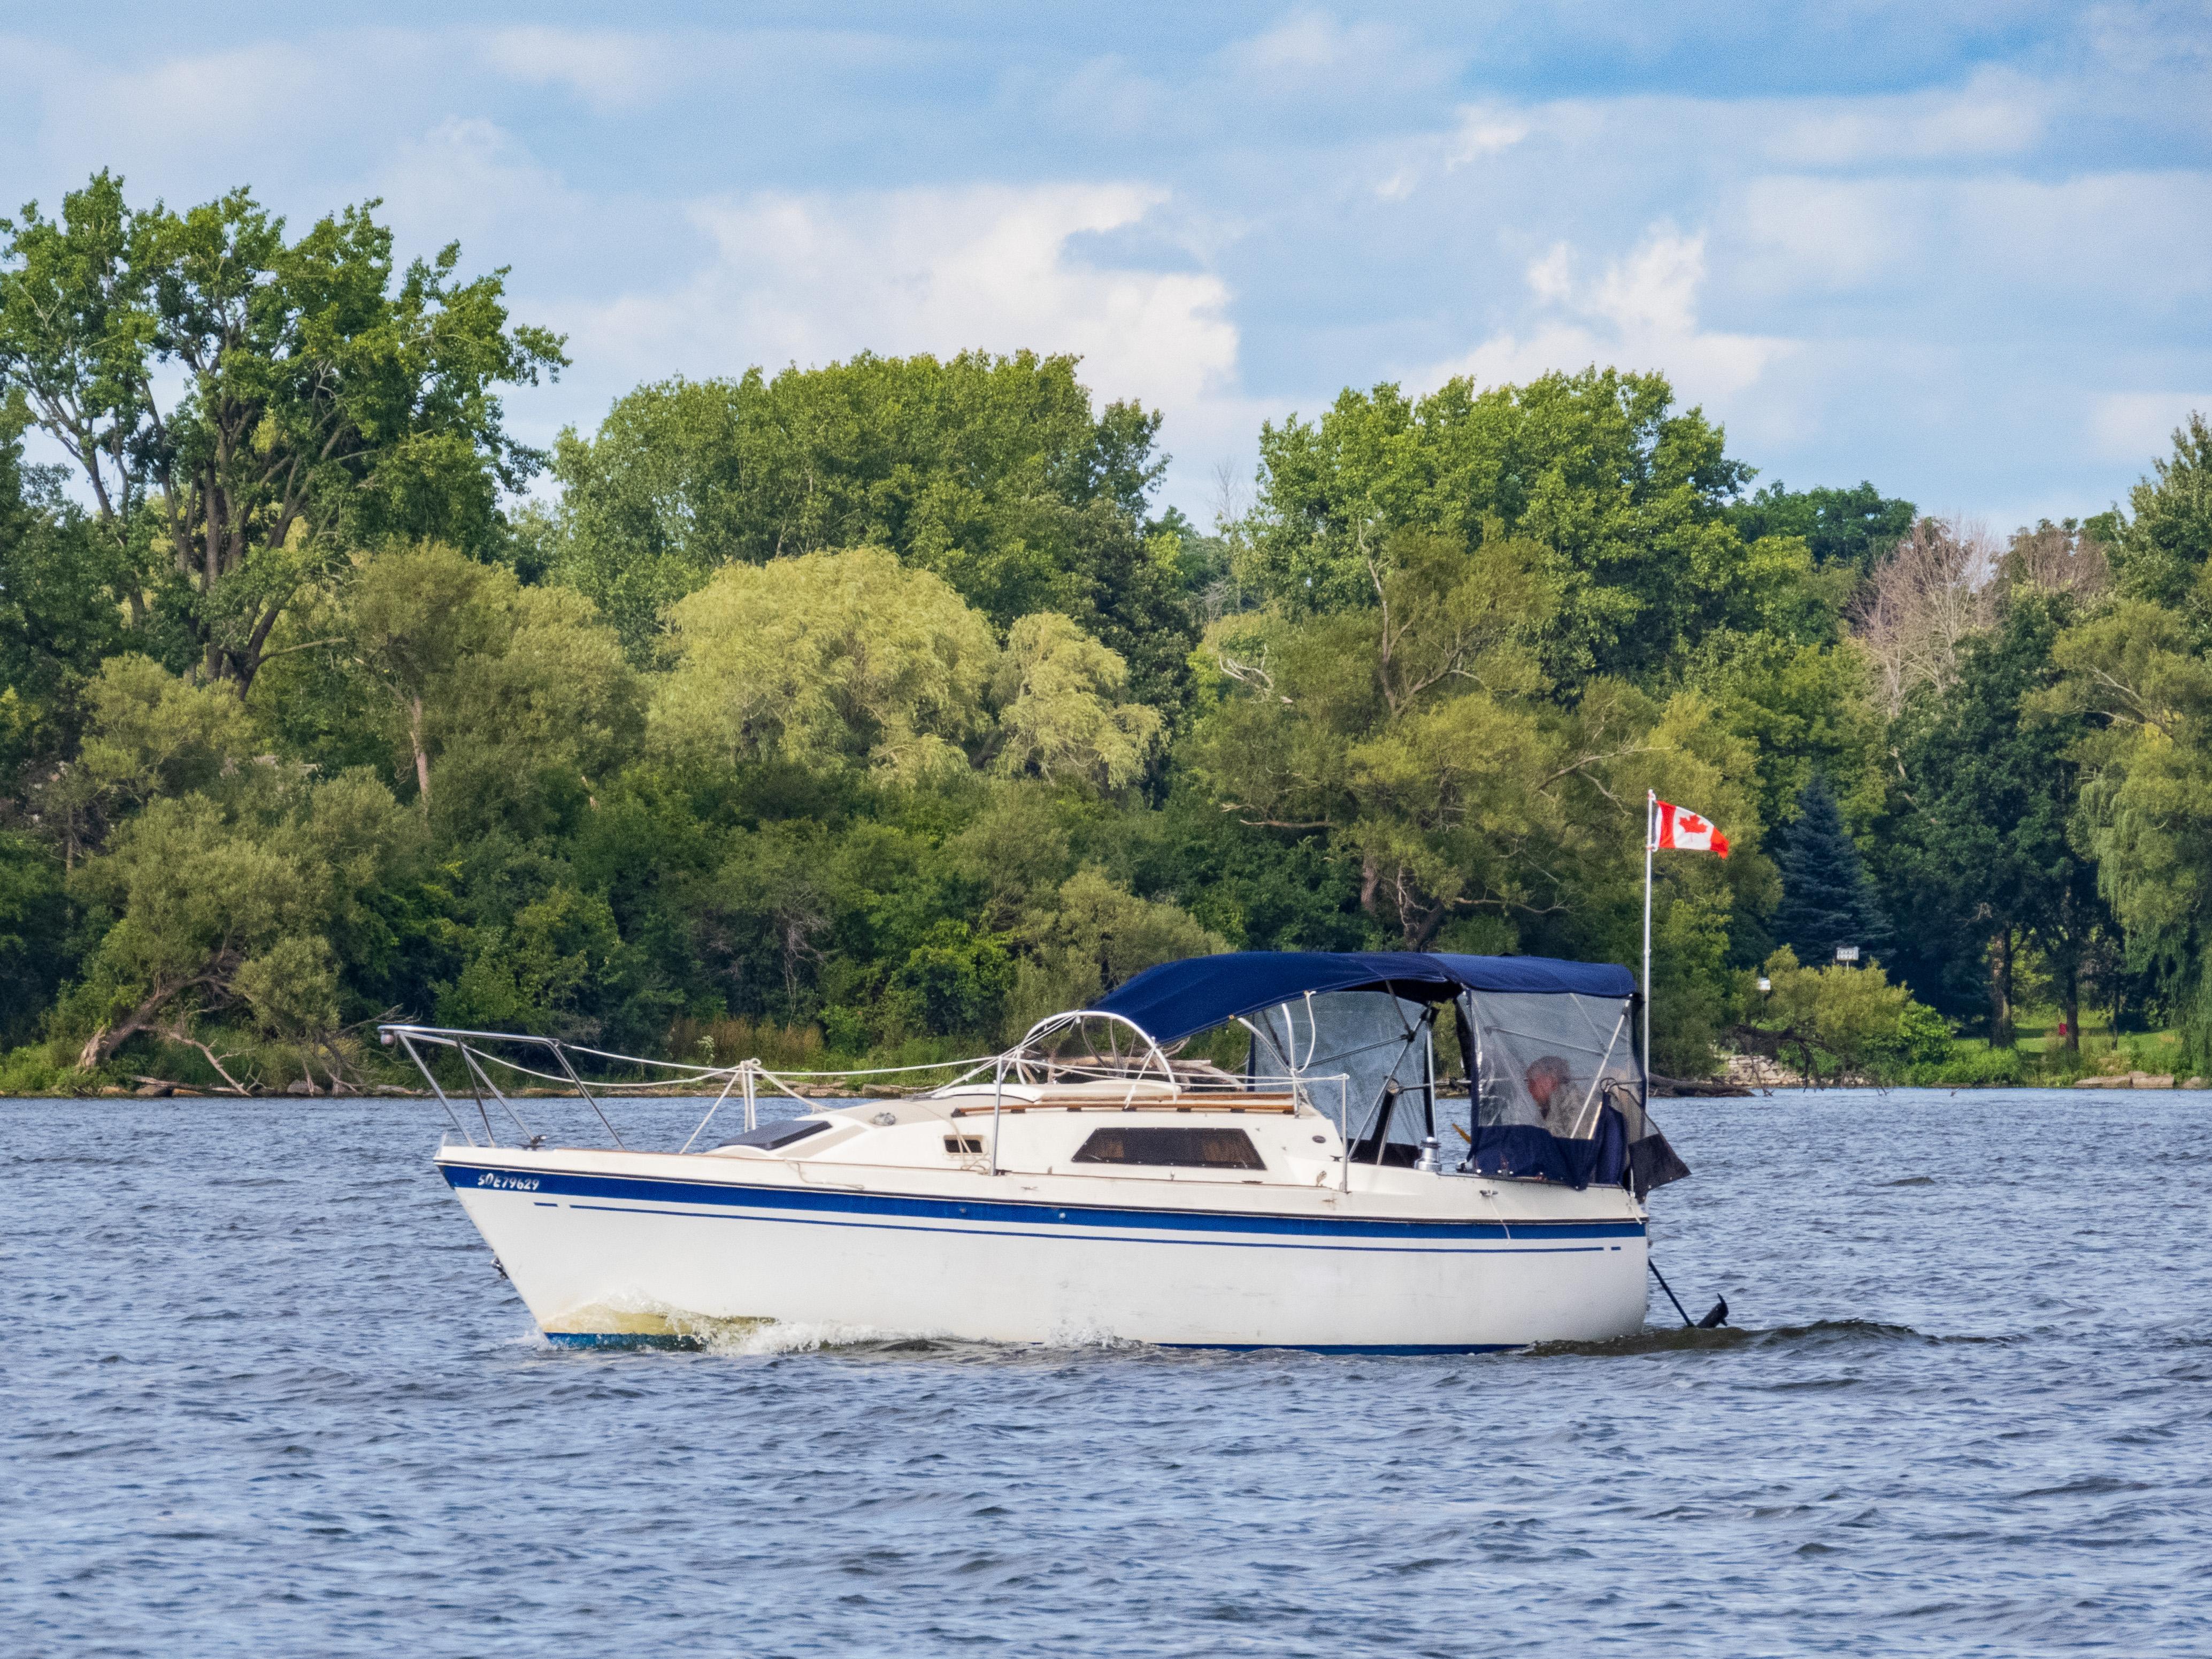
top-left (946, 1095), bottom-right (1299, 1117)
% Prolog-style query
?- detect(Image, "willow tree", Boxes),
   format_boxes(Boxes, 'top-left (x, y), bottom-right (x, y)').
top-left (2048, 414), bottom-right (2212, 1064)
top-left (989, 612), bottom-right (1161, 789)
top-left (651, 547), bottom-right (999, 783)
top-left (333, 542), bottom-right (639, 819)
top-left (0, 172), bottom-right (565, 692)
top-left (652, 545), bottom-right (1161, 792)
top-left (58, 656), bottom-right (424, 1069)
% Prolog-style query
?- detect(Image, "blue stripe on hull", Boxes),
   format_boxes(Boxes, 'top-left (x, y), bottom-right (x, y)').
top-left (561, 1198), bottom-right (1618, 1256)
top-left (440, 1159), bottom-right (1645, 1245)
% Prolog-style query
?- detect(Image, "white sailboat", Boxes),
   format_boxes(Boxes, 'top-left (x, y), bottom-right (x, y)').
top-left (389, 951), bottom-right (1689, 1352)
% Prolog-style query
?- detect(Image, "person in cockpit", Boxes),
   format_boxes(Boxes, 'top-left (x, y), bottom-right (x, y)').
top-left (1523, 1055), bottom-right (1571, 1125)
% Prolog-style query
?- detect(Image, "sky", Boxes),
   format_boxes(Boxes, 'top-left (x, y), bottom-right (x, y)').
top-left (4, 2), bottom-right (2209, 530)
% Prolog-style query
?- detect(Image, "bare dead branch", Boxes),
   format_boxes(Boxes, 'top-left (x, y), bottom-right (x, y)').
top-left (154, 1021), bottom-right (254, 1095)
top-left (1852, 515), bottom-right (2001, 716)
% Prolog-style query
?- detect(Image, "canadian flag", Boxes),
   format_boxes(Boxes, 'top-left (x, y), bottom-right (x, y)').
top-left (1653, 798), bottom-right (1730, 858)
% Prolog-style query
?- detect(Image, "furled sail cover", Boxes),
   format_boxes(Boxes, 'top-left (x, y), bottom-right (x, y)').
top-left (1090, 951), bottom-right (1685, 1196)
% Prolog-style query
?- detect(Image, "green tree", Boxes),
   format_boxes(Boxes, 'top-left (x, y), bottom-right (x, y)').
top-left (34, 653), bottom-right (250, 866)
top-left (0, 404), bottom-right (128, 778)
top-left (336, 542), bottom-right (510, 808)
top-left (432, 882), bottom-right (629, 1039)
top-left (653, 547), bottom-right (996, 782)
top-left (1241, 368), bottom-right (1791, 683)
top-left (0, 172), bottom-right (566, 692)
top-left (412, 583), bottom-right (640, 842)
top-left (1188, 528), bottom-right (1563, 945)
top-left (1186, 523), bottom-right (1767, 1067)
top-left (2046, 586), bottom-right (2212, 1064)
top-left (2105, 411), bottom-right (2212, 612)
top-left (2041, 415), bottom-right (2212, 1065)
top-left (989, 612), bottom-right (1162, 789)
top-left (36, 654), bottom-right (425, 1073)
top-left (1725, 480), bottom-right (1916, 574)
top-left (653, 546), bottom-right (1161, 793)
top-left (1878, 589), bottom-right (2108, 1046)
top-left (1771, 773), bottom-right (1891, 970)
top-left (947, 786), bottom-right (1077, 932)
top-left (1007, 866), bottom-right (1224, 1035)
top-left (0, 830), bottom-right (70, 1047)
top-left (1694, 633), bottom-right (1887, 849)
top-left (1750, 947), bottom-right (1916, 1086)
top-left (542, 354), bottom-right (1197, 711)
top-left (66, 765), bottom-right (421, 1072)
top-left (893, 920), bottom-right (1016, 1039)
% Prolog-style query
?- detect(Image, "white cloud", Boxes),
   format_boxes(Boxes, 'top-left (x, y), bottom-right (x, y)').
top-left (1762, 74), bottom-right (2048, 167)
top-left (1425, 227), bottom-right (1794, 410)
top-left (16, 34), bottom-right (444, 199)
top-left (375, 117), bottom-right (581, 248)
top-left (479, 26), bottom-right (680, 113)
top-left (1446, 109), bottom-right (1533, 170)
top-left (2088, 392), bottom-right (2212, 462)
top-left (1377, 103), bottom-right (1530, 199)
top-left (1225, 10), bottom-right (1415, 90)
top-left (1733, 168), bottom-right (2212, 314)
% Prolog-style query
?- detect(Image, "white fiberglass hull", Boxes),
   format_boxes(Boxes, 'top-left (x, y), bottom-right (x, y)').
top-left (435, 1145), bottom-right (1649, 1353)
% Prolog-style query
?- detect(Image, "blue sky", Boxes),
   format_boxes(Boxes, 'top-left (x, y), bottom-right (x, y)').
top-left (5, 3), bottom-right (2209, 529)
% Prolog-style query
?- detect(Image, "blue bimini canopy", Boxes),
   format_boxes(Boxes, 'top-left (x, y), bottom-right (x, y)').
top-left (1088, 950), bottom-right (1634, 1047)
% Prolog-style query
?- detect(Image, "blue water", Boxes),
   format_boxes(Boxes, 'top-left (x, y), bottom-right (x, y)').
top-left (8, 1087), bottom-right (2211, 1655)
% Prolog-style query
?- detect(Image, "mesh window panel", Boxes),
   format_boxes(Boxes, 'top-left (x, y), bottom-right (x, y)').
top-left (1245, 992), bottom-right (1432, 1146)
top-left (1466, 990), bottom-right (1640, 1141)
top-left (1071, 1128), bottom-right (1266, 1169)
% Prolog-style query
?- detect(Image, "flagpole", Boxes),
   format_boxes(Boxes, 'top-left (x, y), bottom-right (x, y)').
top-left (1642, 789), bottom-right (1655, 1099)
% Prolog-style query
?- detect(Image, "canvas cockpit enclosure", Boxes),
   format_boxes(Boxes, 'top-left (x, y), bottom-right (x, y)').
top-left (1089, 951), bottom-right (1689, 1195)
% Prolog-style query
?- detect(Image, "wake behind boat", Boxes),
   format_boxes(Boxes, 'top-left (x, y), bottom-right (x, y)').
top-left (387, 950), bottom-right (1691, 1352)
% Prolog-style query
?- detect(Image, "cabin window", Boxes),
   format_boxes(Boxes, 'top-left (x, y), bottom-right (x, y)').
top-left (944, 1135), bottom-right (984, 1155)
top-left (1071, 1127), bottom-right (1265, 1170)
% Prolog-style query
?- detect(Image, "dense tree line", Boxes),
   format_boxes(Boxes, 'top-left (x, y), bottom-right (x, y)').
top-left (3, 173), bottom-right (2207, 1092)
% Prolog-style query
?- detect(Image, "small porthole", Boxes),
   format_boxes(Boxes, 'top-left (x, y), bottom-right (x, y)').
top-left (944, 1135), bottom-right (984, 1155)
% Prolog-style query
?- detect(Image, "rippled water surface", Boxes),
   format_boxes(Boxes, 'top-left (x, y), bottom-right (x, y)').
top-left (9, 1088), bottom-right (2212, 1655)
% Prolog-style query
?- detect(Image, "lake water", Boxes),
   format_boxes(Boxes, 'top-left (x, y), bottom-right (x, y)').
top-left (7, 1087), bottom-right (2210, 1656)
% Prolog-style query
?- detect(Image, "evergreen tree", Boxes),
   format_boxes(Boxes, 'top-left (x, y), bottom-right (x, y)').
top-left (1772, 774), bottom-right (1891, 965)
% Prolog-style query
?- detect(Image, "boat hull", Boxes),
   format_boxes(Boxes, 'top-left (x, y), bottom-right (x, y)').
top-left (436, 1148), bottom-right (1650, 1351)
